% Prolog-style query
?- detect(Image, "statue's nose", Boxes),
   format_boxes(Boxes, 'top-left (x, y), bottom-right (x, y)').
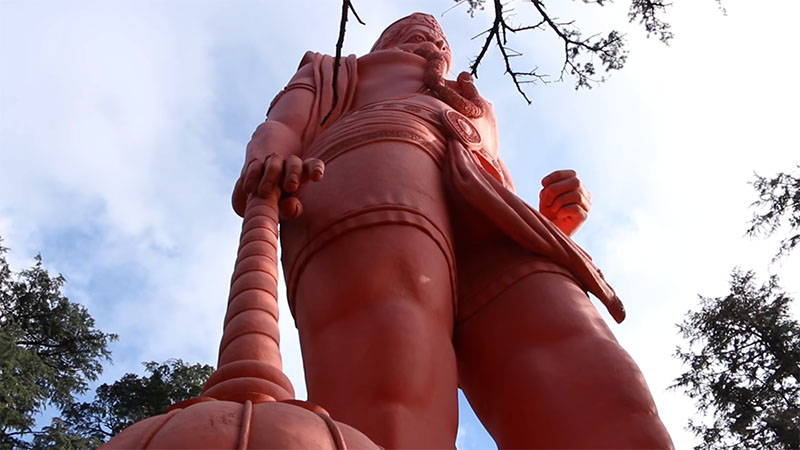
top-left (435, 39), bottom-right (446, 50)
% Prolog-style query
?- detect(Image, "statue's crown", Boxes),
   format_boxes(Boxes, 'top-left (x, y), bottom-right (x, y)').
top-left (371, 13), bottom-right (448, 51)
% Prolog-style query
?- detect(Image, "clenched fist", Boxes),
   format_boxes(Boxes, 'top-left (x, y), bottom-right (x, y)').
top-left (538, 169), bottom-right (591, 236)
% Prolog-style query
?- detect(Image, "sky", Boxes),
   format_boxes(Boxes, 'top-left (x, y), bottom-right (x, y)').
top-left (1, 1), bottom-right (799, 448)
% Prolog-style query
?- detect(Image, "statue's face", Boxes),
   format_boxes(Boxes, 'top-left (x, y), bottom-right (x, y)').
top-left (374, 24), bottom-right (452, 73)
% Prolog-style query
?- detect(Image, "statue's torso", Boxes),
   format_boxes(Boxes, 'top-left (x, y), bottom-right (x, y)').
top-left (346, 49), bottom-right (499, 164)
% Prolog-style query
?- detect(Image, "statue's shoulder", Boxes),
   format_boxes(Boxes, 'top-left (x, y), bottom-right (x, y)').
top-left (296, 51), bottom-right (359, 71)
top-left (297, 51), bottom-right (322, 70)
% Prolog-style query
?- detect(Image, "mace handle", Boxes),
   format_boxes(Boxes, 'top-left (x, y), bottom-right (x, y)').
top-left (201, 190), bottom-right (295, 403)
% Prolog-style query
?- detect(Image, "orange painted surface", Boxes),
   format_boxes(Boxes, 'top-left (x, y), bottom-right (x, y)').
top-left (103, 13), bottom-right (672, 449)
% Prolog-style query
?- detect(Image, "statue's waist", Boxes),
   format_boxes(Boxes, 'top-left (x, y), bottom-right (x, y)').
top-left (304, 96), bottom-right (449, 166)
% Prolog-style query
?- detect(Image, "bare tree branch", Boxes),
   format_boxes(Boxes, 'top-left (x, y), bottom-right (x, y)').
top-left (468, 0), bottom-right (552, 104)
top-left (468, 1), bottom-right (501, 79)
top-left (348, 3), bottom-right (365, 25)
top-left (322, 1), bottom-right (685, 104)
top-left (457, 0), bottom-right (679, 99)
top-left (322, 0), bottom-right (364, 125)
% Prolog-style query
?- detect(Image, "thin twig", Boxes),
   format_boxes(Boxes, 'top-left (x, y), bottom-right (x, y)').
top-left (468, 0), bottom-right (501, 78)
top-left (322, 0), bottom-right (364, 125)
top-left (348, 1), bottom-right (365, 25)
top-left (442, 0), bottom-right (468, 16)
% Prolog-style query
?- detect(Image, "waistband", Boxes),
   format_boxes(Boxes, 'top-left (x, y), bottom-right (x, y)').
top-left (304, 97), bottom-right (449, 167)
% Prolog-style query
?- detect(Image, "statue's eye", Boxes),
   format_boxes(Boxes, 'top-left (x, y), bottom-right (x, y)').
top-left (413, 35), bottom-right (425, 43)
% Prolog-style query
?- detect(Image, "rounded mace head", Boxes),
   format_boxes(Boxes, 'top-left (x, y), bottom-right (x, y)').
top-left (101, 399), bottom-right (380, 449)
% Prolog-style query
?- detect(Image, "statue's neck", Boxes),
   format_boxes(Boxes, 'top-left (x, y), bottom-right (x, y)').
top-left (353, 50), bottom-right (428, 107)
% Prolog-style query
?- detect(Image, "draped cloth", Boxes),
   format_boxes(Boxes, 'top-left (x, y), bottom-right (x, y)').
top-left (295, 51), bottom-right (359, 149)
top-left (445, 136), bottom-right (625, 323)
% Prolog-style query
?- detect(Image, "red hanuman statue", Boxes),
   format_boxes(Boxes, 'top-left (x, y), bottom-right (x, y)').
top-left (105, 12), bottom-right (673, 450)
top-left (232, 12), bottom-right (673, 449)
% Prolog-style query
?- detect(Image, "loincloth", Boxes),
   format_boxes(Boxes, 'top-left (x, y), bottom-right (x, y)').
top-left (280, 96), bottom-right (578, 324)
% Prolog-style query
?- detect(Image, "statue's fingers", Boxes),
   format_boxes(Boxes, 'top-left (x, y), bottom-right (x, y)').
top-left (541, 169), bottom-right (577, 187)
top-left (232, 177), bottom-right (247, 216)
top-left (540, 176), bottom-right (580, 208)
top-left (279, 196), bottom-right (303, 220)
top-left (243, 160), bottom-right (264, 194)
top-left (539, 204), bottom-right (558, 222)
top-left (259, 154), bottom-right (285, 197)
top-left (302, 159), bottom-right (325, 183)
top-left (283, 155), bottom-right (303, 193)
top-left (551, 190), bottom-right (591, 215)
top-left (556, 203), bottom-right (589, 224)
top-left (234, 176), bottom-right (243, 196)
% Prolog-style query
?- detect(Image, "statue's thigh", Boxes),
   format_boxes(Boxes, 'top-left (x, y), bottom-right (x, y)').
top-left (293, 224), bottom-right (459, 448)
top-left (454, 271), bottom-right (671, 449)
top-left (294, 223), bottom-right (454, 335)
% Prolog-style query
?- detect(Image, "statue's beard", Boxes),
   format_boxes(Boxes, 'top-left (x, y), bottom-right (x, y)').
top-left (412, 45), bottom-right (487, 119)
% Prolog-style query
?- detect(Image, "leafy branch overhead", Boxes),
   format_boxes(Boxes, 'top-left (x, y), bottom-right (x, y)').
top-left (747, 167), bottom-right (800, 260)
top-left (464, 0), bottom-right (672, 102)
top-left (332, 0), bottom-right (675, 104)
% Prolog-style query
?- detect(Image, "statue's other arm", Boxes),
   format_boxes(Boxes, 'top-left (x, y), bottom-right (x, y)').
top-left (232, 59), bottom-right (323, 218)
top-left (473, 100), bottom-right (591, 237)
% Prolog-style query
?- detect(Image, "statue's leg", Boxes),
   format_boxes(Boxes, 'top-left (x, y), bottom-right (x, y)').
top-left (454, 271), bottom-right (673, 449)
top-left (292, 224), bottom-right (458, 449)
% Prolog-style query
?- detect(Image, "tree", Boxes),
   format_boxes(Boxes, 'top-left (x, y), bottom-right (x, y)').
top-left (36, 359), bottom-right (213, 447)
top-left (747, 167), bottom-right (800, 260)
top-left (0, 239), bottom-right (212, 448)
top-left (673, 270), bottom-right (800, 449)
top-left (0, 240), bottom-right (117, 449)
top-left (332, 1), bottom-right (725, 103)
top-left (674, 168), bottom-right (800, 449)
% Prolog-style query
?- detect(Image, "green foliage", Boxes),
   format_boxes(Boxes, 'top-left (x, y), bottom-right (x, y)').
top-left (628, 0), bottom-right (674, 44)
top-left (748, 167), bottom-right (800, 259)
top-left (673, 270), bottom-right (800, 449)
top-left (676, 169), bottom-right (800, 448)
top-left (31, 418), bottom-right (101, 450)
top-left (0, 241), bottom-right (117, 448)
top-left (51, 359), bottom-right (213, 445)
top-left (0, 239), bottom-right (212, 448)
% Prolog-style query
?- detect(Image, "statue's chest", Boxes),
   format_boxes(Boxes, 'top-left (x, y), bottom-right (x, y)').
top-left (353, 53), bottom-right (428, 109)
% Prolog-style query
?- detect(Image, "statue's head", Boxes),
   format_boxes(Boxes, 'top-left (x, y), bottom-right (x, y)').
top-left (371, 13), bottom-right (452, 72)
